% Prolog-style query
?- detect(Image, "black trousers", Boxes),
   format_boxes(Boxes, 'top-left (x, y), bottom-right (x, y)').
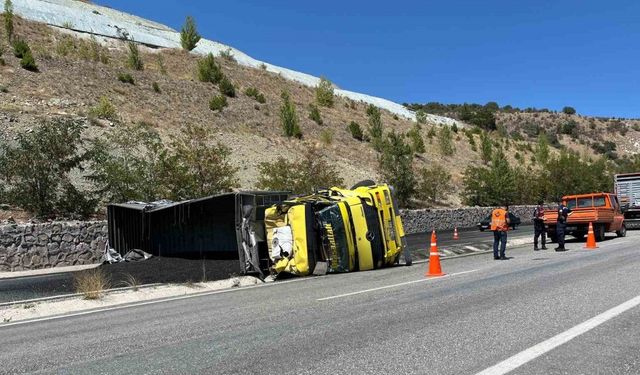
top-left (556, 224), bottom-right (566, 248)
top-left (534, 227), bottom-right (546, 248)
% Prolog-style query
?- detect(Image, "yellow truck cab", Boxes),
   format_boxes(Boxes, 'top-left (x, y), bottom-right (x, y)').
top-left (264, 183), bottom-right (410, 277)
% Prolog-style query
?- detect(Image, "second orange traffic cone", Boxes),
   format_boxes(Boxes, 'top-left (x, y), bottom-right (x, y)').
top-left (585, 222), bottom-right (598, 249)
top-left (426, 230), bottom-right (446, 277)
top-left (453, 227), bottom-right (459, 240)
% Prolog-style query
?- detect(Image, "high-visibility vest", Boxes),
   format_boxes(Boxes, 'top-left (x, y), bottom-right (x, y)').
top-left (491, 208), bottom-right (509, 231)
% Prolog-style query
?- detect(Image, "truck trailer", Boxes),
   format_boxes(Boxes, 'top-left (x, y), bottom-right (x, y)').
top-left (614, 172), bottom-right (640, 229)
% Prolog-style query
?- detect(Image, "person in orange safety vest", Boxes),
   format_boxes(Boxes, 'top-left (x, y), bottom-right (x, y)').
top-left (491, 204), bottom-right (511, 260)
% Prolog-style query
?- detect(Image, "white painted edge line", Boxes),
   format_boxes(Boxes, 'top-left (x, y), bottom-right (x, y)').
top-left (317, 269), bottom-right (478, 301)
top-left (475, 294), bottom-right (640, 375)
top-left (0, 276), bottom-right (316, 328)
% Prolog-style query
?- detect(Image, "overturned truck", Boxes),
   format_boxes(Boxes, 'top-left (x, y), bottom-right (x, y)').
top-left (106, 184), bottom-right (410, 278)
top-left (266, 183), bottom-right (411, 276)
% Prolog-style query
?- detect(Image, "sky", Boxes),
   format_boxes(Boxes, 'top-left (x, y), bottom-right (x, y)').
top-left (96, 0), bottom-right (640, 118)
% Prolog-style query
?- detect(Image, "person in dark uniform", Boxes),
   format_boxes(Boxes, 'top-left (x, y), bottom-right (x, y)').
top-left (533, 200), bottom-right (547, 251)
top-left (555, 199), bottom-right (573, 251)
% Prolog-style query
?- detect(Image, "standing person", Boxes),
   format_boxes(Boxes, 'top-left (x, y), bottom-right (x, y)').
top-left (555, 199), bottom-right (573, 252)
top-left (533, 200), bottom-right (547, 251)
top-left (491, 204), bottom-right (511, 260)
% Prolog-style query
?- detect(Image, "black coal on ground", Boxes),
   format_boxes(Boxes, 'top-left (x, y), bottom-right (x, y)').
top-left (99, 257), bottom-right (244, 287)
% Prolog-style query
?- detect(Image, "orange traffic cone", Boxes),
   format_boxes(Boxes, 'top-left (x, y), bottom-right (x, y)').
top-left (585, 222), bottom-right (598, 249)
top-left (426, 230), bottom-right (446, 277)
top-left (453, 227), bottom-right (459, 240)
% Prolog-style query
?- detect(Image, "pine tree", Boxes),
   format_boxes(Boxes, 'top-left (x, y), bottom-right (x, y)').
top-left (180, 16), bottom-right (201, 51)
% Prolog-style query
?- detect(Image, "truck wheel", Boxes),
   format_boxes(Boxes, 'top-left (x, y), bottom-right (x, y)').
top-left (616, 224), bottom-right (627, 238)
top-left (595, 225), bottom-right (606, 242)
top-left (403, 247), bottom-right (413, 266)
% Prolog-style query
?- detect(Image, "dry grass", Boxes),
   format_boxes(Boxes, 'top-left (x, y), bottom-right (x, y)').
top-left (73, 268), bottom-right (111, 300)
top-left (118, 273), bottom-right (140, 291)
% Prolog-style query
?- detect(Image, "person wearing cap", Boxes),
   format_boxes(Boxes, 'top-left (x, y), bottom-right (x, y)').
top-left (490, 204), bottom-right (511, 260)
top-left (532, 200), bottom-right (547, 251)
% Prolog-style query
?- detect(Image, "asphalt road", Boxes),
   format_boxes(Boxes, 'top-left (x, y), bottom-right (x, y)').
top-left (0, 226), bottom-right (535, 303)
top-left (1, 231), bottom-right (638, 374)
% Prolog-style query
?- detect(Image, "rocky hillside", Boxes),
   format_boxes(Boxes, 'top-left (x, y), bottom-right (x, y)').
top-left (1, 1), bottom-right (638, 217)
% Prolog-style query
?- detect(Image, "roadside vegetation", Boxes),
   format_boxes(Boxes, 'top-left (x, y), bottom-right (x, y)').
top-left (74, 268), bottom-right (111, 300)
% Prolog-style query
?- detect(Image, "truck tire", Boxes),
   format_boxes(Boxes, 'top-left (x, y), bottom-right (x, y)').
top-left (595, 225), bottom-right (606, 242)
top-left (617, 224), bottom-right (627, 238)
top-left (403, 247), bottom-right (413, 266)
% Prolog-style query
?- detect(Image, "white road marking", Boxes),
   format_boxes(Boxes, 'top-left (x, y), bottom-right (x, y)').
top-left (317, 269), bottom-right (478, 301)
top-left (476, 294), bottom-right (640, 375)
top-left (465, 246), bottom-right (482, 251)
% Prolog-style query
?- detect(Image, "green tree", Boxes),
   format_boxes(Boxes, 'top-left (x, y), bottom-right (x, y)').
top-left (0, 119), bottom-right (96, 218)
top-left (462, 150), bottom-right (517, 206)
top-left (218, 77), bottom-right (235, 97)
top-left (437, 126), bottom-right (455, 156)
top-left (535, 132), bottom-right (550, 165)
top-left (280, 91), bottom-right (301, 138)
top-left (315, 77), bottom-right (334, 107)
top-left (378, 131), bottom-right (415, 207)
top-left (407, 124), bottom-right (425, 154)
top-left (197, 53), bottom-right (224, 84)
top-left (257, 148), bottom-right (343, 194)
top-left (479, 131), bottom-right (492, 164)
top-left (160, 124), bottom-right (238, 200)
top-left (180, 16), bottom-right (201, 51)
top-left (417, 164), bottom-right (452, 204)
top-left (127, 40), bottom-right (143, 70)
top-left (3, 0), bottom-right (13, 41)
top-left (87, 122), bottom-right (167, 203)
top-left (367, 104), bottom-right (384, 151)
top-left (562, 106), bottom-right (576, 115)
top-left (415, 109), bottom-right (427, 124)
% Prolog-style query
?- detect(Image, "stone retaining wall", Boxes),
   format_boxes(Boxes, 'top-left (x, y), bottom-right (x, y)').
top-left (401, 205), bottom-right (538, 234)
top-left (0, 221), bottom-right (108, 272)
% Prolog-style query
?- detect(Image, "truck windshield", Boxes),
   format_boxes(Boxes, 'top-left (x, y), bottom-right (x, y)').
top-left (594, 196), bottom-right (607, 207)
top-left (577, 197), bottom-right (593, 208)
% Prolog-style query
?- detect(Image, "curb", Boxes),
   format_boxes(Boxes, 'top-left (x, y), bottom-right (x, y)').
top-left (0, 283), bottom-right (163, 308)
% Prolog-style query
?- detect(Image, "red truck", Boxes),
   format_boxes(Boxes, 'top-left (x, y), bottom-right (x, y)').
top-left (544, 192), bottom-right (626, 242)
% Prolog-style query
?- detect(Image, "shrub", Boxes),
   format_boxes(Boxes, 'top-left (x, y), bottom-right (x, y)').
top-left (20, 50), bottom-right (38, 71)
top-left (407, 124), bottom-right (425, 154)
top-left (257, 149), bottom-right (343, 194)
top-left (197, 53), bottom-right (223, 84)
top-left (315, 77), bottom-right (334, 107)
top-left (12, 38), bottom-right (29, 58)
top-left (219, 48), bottom-right (236, 62)
top-left (74, 268), bottom-right (111, 300)
top-left (479, 131), bottom-right (492, 164)
top-left (244, 87), bottom-right (266, 103)
top-left (378, 131), bottom-right (415, 207)
top-left (117, 72), bottom-right (135, 84)
top-left (156, 54), bottom-right (167, 75)
top-left (180, 15), bottom-right (201, 51)
top-left (280, 91), bottom-right (301, 138)
top-left (366, 104), bottom-right (383, 151)
top-left (89, 96), bottom-right (118, 121)
top-left (426, 127), bottom-right (436, 139)
top-left (437, 126), bottom-right (455, 156)
top-left (348, 121), bottom-right (363, 141)
top-left (0, 119), bottom-right (96, 218)
top-left (3, 0), bottom-right (13, 41)
top-left (320, 129), bottom-right (333, 145)
top-left (126, 40), bottom-right (143, 70)
top-left (209, 94), bottom-right (227, 111)
top-left (417, 164), bottom-right (452, 204)
top-left (308, 104), bottom-right (323, 125)
top-left (562, 106), bottom-right (576, 115)
top-left (218, 77), bottom-right (235, 97)
top-left (259, 63), bottom-right (267, 70)
top-left (152, 81), bottom-right (161, 93)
